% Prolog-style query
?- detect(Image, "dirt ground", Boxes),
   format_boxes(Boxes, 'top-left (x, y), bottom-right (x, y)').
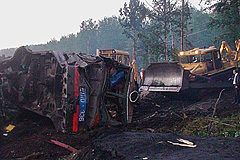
top-left (0, 89), bottom-right (240, 159)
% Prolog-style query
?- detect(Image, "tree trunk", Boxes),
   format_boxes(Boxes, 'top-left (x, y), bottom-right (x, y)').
top-left (133, 31), bottom-right (137, 61)
top-left (181, 0), bottom-right (184, 51)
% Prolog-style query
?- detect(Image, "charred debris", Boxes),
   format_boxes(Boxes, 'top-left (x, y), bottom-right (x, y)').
top-left (0, 46), bottom-right (137, 133)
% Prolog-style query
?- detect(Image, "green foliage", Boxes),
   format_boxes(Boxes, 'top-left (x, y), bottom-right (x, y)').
top-left (46, 38), bottom-right (59, 51)
top-left (97, 17), bottom-right (131, 50)
top-left (77, 19), bottom-right (98, 53)
top-left (119, 0), bottom-right (148, 61)
top-left (139, 0), bottom-right (188, 61)
top-left (177, 113), bottom-right (240, 137)
top-left (119, 0), bottom-right (147, 39)
top-left (187, 8), bottom-right (221, 48)
top-left (45, 17), bottom-right (130, 54)
top-left (0, 48), bottom-right (17, 57)
top-left (201, 0), bottom-right (240, 45)
top-left (119, 0), bottom-right (193, 65)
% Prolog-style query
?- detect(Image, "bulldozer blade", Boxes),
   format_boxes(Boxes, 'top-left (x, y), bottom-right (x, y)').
top-left (140, 63), bottom-right (186, 92)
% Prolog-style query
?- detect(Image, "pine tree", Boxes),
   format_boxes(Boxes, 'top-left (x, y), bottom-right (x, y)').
top-left (201, 0), bottom-right (240, 45)
top-left (119, 0), bottom-right (147, 60)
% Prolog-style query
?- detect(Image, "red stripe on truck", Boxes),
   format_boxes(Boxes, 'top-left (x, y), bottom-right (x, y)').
top-left (73, 66), bottom-right (80, 132)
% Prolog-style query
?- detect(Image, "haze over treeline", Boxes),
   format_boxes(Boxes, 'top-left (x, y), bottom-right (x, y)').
top-left (0, 0), bottom-right (239, 68)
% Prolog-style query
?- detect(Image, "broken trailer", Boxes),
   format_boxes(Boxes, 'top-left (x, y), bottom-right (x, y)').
top-left (0, 46), bottom-right (137, 132)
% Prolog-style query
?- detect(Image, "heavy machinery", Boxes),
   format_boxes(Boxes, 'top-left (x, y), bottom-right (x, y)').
top-left (236, 39), bottom-right (240, 53)
top-left (0, 46), bottom-right (137, 132)
top-left (96, 49), bottom-right (138, 81)
top-left (97, 49), bottom-right (139, 102)
top-left (140, 41), bottom-right (240, 94)
top-left (220, 40), bottom-right (239, 61)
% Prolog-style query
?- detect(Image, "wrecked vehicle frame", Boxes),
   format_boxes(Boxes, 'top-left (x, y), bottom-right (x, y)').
top-left (0, 46), bottom-right (137, 132)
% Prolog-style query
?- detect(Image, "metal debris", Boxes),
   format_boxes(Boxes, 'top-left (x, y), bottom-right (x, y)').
top-left (177, 138), bottom-right (194, 145)
top-left (167, 138), bottom-right (197, 148)
top-left (5, 124), bottom-right (15, 132)
top-left (48, 139), bottom-right (77, 152)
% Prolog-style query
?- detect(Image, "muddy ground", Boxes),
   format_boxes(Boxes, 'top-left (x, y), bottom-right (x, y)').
top-left (0, 89), bottom-right (240, 159)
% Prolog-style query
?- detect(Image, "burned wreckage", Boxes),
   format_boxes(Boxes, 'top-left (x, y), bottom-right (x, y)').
top-left (0, 47), bottom-right (137, 132)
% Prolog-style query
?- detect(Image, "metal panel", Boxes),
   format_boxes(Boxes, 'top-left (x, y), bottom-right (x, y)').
top-left (142, 63), bottom-right (184, 92)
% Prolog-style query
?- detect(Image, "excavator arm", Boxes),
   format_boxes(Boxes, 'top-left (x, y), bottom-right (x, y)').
top-left (236, 39), bottom-right (240, 52)
top-left (220, 41), bottom-right (237, 61)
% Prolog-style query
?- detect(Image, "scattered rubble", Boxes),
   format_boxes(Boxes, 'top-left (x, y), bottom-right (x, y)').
top-left (0, 88), bottom-right (239, 159)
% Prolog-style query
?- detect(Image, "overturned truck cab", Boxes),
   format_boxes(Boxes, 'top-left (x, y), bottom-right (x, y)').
top-left (0, 46), bottom-right (137, 132)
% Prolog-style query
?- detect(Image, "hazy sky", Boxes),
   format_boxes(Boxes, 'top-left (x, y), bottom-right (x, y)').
top-left (0, 0), bottom-right (200, 49)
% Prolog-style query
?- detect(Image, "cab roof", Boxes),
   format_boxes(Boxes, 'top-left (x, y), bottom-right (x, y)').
top-left (99, 49), bottom-right (130, 56)
top-left (179, 46), bottom-right (218, 56)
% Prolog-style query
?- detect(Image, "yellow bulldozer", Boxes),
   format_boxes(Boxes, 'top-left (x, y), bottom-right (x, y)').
top-left (140, 40), bottom-right (240, 93)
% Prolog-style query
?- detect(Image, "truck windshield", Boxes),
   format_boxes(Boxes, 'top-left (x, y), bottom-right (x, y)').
top-left (180, 55), bottom-right (201, 64)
